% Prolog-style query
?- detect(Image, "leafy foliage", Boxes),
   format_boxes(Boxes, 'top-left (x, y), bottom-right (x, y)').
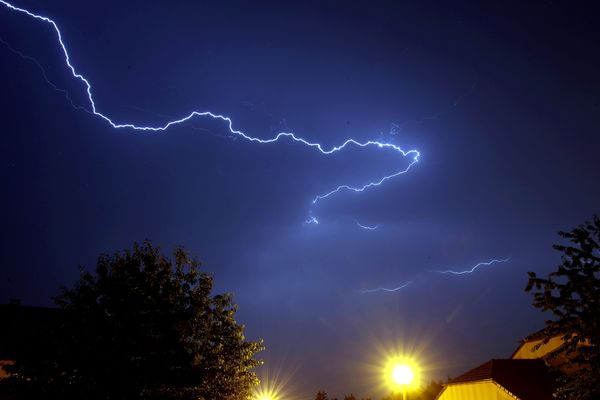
top-left (1, 241), bottom-right (263, 400)
top-left (526, 215), bottom-right (600, 399)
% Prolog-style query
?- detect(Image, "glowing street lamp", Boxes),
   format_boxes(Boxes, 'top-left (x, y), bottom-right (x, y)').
top-left (253, 390), bottom-right (277, 400)
top-left (390, 363), bottom-right (414, 400)
top-left (392, 364), bottom-right (414, 386)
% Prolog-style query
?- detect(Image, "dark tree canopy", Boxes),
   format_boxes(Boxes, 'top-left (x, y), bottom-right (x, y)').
top-left (1, 241), bottom-right (263, 400)
top-left (526, 215), bottom-right (600, 400)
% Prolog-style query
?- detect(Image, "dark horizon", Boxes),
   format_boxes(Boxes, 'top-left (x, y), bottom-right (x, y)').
top-left (1, 1), bottom-right (599, 398)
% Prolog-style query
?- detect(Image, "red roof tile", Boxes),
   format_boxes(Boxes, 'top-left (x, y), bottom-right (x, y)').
top-left (447, 359), bottom-right (558, 400)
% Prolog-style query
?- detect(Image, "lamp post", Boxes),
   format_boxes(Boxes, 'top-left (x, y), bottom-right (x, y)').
top-left (391, 364), bottom-right (414, 400)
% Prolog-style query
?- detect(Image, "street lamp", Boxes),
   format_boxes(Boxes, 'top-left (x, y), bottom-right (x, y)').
top-left (254, 390), bottom-right (276, 400)
top-left (391, 364), bottom-right (414, 400)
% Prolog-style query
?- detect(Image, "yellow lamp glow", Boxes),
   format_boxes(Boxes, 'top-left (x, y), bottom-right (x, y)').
top-left (382, 356), bottom-right (420, 393)
top-left (251, 363), bottom-right (295, 400)
top-left (253, 389), bottom-right (278, 400)
top-left (391, 364), bottom-right (414, 385)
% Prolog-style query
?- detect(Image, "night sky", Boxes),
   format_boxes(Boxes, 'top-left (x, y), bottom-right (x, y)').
top-left (1, 0), bottom-right (599, 398)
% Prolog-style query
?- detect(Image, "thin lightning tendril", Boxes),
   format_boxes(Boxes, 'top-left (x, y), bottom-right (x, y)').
top-left (360, 257), bottom-right (509, 294)
top-left (431, 258), bottom-right (510, 275)
top-left (354, 219), bottom-right (379, 230)
top-left (387, 79), bottom-right (478, 136)
top-left (0, 36), bottom-right (88, 113)
top-left (304, 217), bottom-right (319, 225)
top-left (360, 281), bottom-right (412, 294)
top-left (0, 0), bottom-right (420, 224)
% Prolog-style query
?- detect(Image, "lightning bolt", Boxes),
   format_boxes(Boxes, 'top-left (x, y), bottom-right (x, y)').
top-left (310, 155), bottom-right (418, 205)
top-left (0, 36), bottom-right (88, 113)
top-left (360, 281), bottom-right (412, 294)
top-left (0, 0), bottom-right (420, 223)
top-left (359, 257), bottom-right (510, 297)
top-left (354, 219), bottom-right (379, 230)
top-left (431, 258), bottom-right (510, 275)
top-left (387, 79), bottom-right (479, 136)
top-left (304, 216), bottom-right (319, 225)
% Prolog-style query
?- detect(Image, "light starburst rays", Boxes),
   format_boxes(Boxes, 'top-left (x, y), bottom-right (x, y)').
top-left (0, 0), bottom-right (420, 224)
top-left (351, 321), bottom-right (441, 399)
top-left (251, 355), bottom-right (302, 400)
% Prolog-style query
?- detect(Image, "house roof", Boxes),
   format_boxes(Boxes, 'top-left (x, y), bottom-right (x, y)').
top-left (448, 359), bottom-right (494, 384)
top-left (447, 359), bottom-right (558, 400)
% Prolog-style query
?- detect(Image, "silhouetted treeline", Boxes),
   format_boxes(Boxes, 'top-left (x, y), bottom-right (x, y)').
top-left (0, 241), bottom-right (263, 400)
top-left (314, 380), bottom-right (443, 400)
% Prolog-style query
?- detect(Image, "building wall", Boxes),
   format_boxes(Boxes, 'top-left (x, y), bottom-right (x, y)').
top-left (512, 336), bottom-right (564, 360)
top-left (437, 381), bottom-right (516, 400)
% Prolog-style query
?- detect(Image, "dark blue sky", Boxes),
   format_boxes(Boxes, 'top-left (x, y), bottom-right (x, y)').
top-left (1, 0), bottom-right (599, 398)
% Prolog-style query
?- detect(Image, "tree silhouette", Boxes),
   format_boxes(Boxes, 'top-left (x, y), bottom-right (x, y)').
top-left (526, 215), bottom-right (600, 399)
top-left (381, 380), bottom-right (443, 400)
top-left (1, 241), bottom-right (263, 400)
top-left (315, 390), bottom-right (329, 400)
